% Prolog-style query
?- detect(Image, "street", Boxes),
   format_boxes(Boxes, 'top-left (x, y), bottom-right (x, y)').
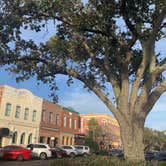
top-left (0, 159), bottom-right (56, 166)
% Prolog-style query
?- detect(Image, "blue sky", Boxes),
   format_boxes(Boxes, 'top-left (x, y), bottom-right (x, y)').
top-left (0, 20), bottom-right (166, 131)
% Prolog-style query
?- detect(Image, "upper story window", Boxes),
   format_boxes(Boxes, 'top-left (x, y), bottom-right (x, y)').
top-left (24, 108), bottom-right (29, 120)
top-left (15, 106), bottom-right (21, 118)
top-left (102, 119), bottom-right (107, 126)
top-left (64, 115), bottom-right (67, 127)
top-left (56, 114), bottom-right (60, 126)
top-left (49, 112), bottom-right (53, 123)
top-left (32, 110), bottom-right (37, 122)
top-left (69, 117), bottom-right (72, 128)
top-left (5, 103), bottom-right (12, 117)
top-left (41, 110), bottom-right (46, 122)
top-left (74, 119), bottom-right (77, 130)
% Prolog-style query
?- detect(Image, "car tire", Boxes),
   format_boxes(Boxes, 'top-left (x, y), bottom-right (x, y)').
top-left (57, 153), bottom-right (62, 159)
top-left (70, 152), bottom-right (75, 158)
top-left (40, 152), bottom-right (47, 160)
top-left (17, 155), bottom-right (24, 161)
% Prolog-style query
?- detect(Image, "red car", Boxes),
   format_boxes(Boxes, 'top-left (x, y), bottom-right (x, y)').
top-left (0, 145), bottom-right (31, 161)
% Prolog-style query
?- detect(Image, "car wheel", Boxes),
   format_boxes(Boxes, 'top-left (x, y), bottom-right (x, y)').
top-left (83, 153), bottom-right (88, 157)
top-left (40, 152), bottom-right (47, 160)
top-left (57, 153), bottom-right (62, 159)
top-left (17, 155), bottom-right (24, 161)
top-left (70, 152), bottom-right (75, 158)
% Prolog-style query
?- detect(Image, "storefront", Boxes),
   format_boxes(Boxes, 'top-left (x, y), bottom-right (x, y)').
top-left (0, 128), bottom-right (10, 147)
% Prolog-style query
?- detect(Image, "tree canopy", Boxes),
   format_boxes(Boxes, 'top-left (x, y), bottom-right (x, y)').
top-left (0, 0), bottom-right (166, 161)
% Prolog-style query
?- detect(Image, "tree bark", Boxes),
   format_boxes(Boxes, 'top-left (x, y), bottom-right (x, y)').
top-left (119, 117), bottom-right (145, 161)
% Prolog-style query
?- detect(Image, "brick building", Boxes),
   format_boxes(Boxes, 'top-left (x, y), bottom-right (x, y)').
top-left (60, 107), bottom-right (80, 146)
top-left (80, 113), bottom-right (122, 149)
top-left (39, 100), bottom-right (61, 147)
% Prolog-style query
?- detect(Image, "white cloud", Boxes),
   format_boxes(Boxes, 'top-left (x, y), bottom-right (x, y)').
top-left (59, 87), bottom-right (112, 115)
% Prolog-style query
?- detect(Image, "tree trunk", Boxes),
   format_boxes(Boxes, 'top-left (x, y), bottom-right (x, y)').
top-left (119, 118), bottom-right (145, 161)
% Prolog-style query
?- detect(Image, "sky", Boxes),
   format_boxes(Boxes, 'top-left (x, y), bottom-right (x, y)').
top-left (0, 18), bottom-right (166, 132)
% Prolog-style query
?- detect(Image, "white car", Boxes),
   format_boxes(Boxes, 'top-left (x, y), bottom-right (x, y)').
top-left (74, 145), bottom-right (90, 156)
top-left (27, 143), bottom-right (52, 160)
top-left (61, 145), bottom-right (78, 157)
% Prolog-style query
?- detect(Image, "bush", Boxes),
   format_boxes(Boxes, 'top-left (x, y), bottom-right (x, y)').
top-left (50, 155), bottom-right (166, 166)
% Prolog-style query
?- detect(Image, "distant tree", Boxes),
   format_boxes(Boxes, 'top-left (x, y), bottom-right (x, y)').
top-left (88, 118), bottom-right (101, 140)
top-left (84, 136), bottom-right (99, 153)
top-left (0, 0), bottom-right (166, 161)
top-left (144, 128), bottom-right (166, 151)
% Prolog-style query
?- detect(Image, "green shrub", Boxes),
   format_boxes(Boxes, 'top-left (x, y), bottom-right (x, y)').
top-left (50, 155), bottom-right (166, 166)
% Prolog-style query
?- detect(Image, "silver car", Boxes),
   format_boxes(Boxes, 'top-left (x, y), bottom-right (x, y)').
top-left (61, 145), bottom-right (78, 157)
top-left (74, 145), bottom-right (90, 156)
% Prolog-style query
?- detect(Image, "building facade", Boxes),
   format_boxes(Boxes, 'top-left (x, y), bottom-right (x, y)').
top-left (0, 85), bottom-right (43, 147)
top-left (59, 107), bottom-right (80, 146)
top-left (80, 113), bottom-right (121, 149)
top-left (39, 100), bottom-right (60, 147)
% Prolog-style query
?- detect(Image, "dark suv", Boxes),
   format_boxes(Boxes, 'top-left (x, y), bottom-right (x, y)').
top-left (108, 149), bottom-right (124, 158)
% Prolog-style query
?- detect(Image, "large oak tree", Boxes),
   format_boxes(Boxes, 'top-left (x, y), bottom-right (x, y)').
top-left (0, 0), bottom-right (166, 161)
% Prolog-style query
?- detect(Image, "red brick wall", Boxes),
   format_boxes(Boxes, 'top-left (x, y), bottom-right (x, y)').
top-left (39, 100), bottom-right (61, 146)
top-left (60, 108), bottom-right (80, 134)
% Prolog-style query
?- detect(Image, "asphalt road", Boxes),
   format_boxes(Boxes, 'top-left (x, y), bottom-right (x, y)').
top-left (0, 159), bottom-right (57, 166)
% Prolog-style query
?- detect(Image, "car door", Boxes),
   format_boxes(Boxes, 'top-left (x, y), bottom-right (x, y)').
top-left (75, 146), bottom-right (83, 155)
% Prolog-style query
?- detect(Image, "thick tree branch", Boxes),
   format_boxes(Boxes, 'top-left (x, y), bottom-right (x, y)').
top-left (82, 41), bottom-right (121, 99)
top-left (154, 57), bottom-right (166, 75)
top-left (143, 80), bottom-right (166, 116)
top-left (59, 68), bottom-right (121, 118)
top-left (129, 40), bottom-right (153, 111)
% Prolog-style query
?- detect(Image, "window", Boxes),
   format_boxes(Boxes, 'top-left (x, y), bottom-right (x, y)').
top-left (64, 115), bottom-right (67, 127)
top-left (32, 110), bottom-right (37, 121)
top-left (75, 146), bottom-right (83, 150)
top-left (102, 119), bottom-right (107, 126)
top-left (62, 136), bottom-right (65, 145)
top-left (28, 134), bottom-right (32, 144)
top-left (74, 119), bottom-right (77, 130)
top-left (15, 106), bottom-right (21, 118)
top-left (69, 117), bottom-right (72, 128)
top-left (49, 112), bottom-right (53, 123)
top-left (35, 144), bottom-right (47, 148)
top-left (12, 131), bottom-right (17, 144)
top-left (5, 103), bottom-right (11, 117)
top-left (70, 137), bottom-right (73, 145)
top-left (20, 133), bottom-right (25, 144)
top-left (40, 136), bottom-right (45, 143)
top-left (41, 110), bottom-right (46, 122)
top-left (56, 114), bottom-right (60, 126)
top-left (24, 108), bottom-right (29, 120)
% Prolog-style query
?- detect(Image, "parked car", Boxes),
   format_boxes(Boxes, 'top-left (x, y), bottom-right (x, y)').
top-left (0, 145), bottom-right (31, 161)
top-left (51, 147), bottom-right (67, 158)
top-left (153, 151), bottom-right (166, 161)
top-left (27, 143), bottom-right (52, 160)
top-left (74, 145), bottom-right (90, 156)
top-left (145, 151), bottom-right (157, 161)
top-left (61, 145), bottom-right (78, 157)
top-left (108, 148), bottom-right (124, 158)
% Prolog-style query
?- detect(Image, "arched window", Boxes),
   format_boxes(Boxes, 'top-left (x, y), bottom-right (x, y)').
top-left (12, 131), bottom-right (17, 144)
top-left (66, 137), bottom-right (69, 145)
top-left (62, 136), bottom-right (65, 145)
top-left (28, 133), bottom-right (32, 144)
top-left (20, 133), bottom-right (25, 144)
top-left (70, 137), bottom-right (73, 145)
